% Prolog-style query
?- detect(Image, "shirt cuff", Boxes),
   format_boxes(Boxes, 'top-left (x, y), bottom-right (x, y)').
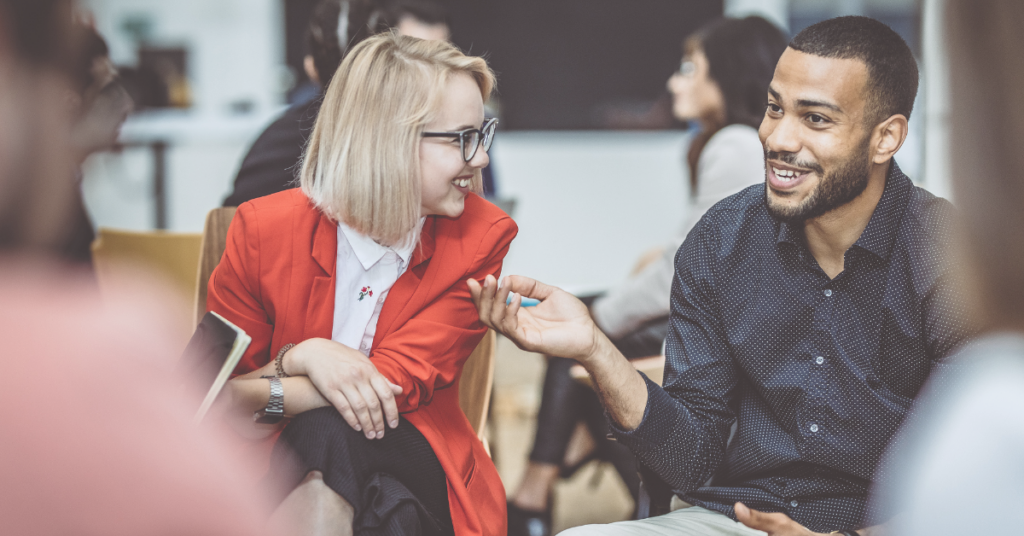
top-left (607, 371), bottom-right (681, 450)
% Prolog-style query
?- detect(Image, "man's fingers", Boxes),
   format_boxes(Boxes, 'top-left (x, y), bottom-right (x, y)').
top-left (504, 291), bottom-right (522, 334)
top-left (489, 276), bottom-right (514, 330)
top-left (503, 275), bottom-right (558, 301)
top-left (734, 502), bottom-right (789, 533)
top-left (466, 278), bottom-right (483, 309)
top-left (471, 275), bottom-right (498, 328)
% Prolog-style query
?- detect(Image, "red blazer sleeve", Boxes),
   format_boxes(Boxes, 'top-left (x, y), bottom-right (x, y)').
top-left (206, 202), bottom-right (274, 375)
top-left (370, 217), bottom-right (517, 413)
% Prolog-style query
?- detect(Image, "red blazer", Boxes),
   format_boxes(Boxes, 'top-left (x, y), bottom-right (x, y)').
top-left (208, 189), bottom-right (517, 536)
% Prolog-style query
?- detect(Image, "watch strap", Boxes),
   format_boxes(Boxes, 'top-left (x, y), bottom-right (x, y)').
top-left (254, 375), bottom-right (285, 423)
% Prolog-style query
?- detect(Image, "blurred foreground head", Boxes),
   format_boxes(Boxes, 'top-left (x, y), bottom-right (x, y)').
top-left (946, 0), bottom-right (1024, 331)
top-left (0, 0), bottom-right (79, 255)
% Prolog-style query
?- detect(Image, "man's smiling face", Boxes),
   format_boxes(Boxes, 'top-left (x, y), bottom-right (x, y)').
top-left (759, 47), bottom-right (877, 223)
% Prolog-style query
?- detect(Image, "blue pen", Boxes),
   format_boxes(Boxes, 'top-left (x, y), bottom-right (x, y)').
top-left (506, 295), bottom-right (540, 307)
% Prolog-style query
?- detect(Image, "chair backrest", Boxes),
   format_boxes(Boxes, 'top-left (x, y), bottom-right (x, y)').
top-left (92, 228), bottom-right (203, 342)
top-left (193, 207), bottom-right (237, 328)
top-left (194, 206), bottom-right (496, 444)
top-left (459, 329), bottom-right (497, 443)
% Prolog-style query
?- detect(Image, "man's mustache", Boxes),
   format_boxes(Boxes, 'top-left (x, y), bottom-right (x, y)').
top-left (764, 150), bottom-right (824, 175)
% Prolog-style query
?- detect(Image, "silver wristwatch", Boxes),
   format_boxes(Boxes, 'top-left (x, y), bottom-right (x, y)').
top-left (254, 375), bottom-right (285, 424)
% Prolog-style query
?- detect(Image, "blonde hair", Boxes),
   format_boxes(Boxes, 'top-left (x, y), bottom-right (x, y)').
top-left (300, 31), bottom-right (495, 246)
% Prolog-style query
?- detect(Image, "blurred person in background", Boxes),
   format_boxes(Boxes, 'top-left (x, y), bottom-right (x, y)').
top-left (58, 21), bottom-right (132, 266)
top-left (869, 2), bottom-right (1024, 535)
top-left (223, 0), bottom-right (379, 207)
top-left (0, 1), bottom-right (274, 534)
top-left (210, 33), bottom-right (516, 536)
top-left (471, 16), bottom-right (971, 536)
top-left (506, 17), bottom-right (787, 536)
top-left (223, 0), bottom-right (455, 207)
top-left (378, 0), bottom-right (450, 42)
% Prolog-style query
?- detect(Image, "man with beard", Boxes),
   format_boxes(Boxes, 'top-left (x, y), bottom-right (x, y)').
top-left (468, 16), bottom-right (970, 536)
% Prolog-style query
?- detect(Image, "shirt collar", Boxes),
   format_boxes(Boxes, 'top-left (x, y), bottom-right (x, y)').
top-left (775, 160), bottom-right (912, 261)
top-left (338, 217), bottom-right (426, 270)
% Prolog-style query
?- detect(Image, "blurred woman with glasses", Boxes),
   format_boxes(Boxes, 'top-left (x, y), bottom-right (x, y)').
top-left (507, 16), bottom-right (787, 536)
top-left (209, 31), bottom-right (516, 536)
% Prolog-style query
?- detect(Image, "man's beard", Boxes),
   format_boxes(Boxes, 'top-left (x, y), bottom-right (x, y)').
top-left (764, 137), bottom-right (873, 224)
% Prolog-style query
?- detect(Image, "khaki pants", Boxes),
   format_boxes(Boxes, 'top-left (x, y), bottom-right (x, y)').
top-left (558, 506), bottom-right (767, 536)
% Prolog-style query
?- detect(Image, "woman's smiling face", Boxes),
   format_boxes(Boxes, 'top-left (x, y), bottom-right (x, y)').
top-left (418, 73), bottom-right (488, 219)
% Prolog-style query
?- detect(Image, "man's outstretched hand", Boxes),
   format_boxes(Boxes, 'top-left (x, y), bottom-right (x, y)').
top-left (466, 274), bottom-right (601, 362)
top-left (734, 503), bottom-right (824, 536)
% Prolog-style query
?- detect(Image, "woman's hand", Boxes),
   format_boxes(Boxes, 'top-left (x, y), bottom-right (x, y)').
top-left (467, 274), bottom-right (603, 364)
top-left (285, 338), bottom-right (403, 439)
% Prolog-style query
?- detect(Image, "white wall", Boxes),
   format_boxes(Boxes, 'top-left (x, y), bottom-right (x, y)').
top-left (83, 0), bottom-right (286, 116)
top-left (491, 132), bottom-right (692, 294)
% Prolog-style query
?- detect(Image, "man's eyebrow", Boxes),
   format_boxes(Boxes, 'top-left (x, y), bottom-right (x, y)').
top-left (767, 86), bottom-right (844, 114)
top-left (795, 99), bottom-right (842, 113)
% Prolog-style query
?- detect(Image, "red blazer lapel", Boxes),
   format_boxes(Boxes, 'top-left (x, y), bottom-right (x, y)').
top-left (304, 213), bottom-right (337, 340)
top-left (373, 217), bottom-right (439, 344)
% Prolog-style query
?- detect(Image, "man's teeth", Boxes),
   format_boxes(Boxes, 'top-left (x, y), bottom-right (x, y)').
top-left (453, 178), bottom-right (470, 188)
top-left (772, 167), bottom-right (803, 181)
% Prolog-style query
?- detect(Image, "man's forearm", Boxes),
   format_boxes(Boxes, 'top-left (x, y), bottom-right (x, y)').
top-left (583, 335), bottom-right (650, 431)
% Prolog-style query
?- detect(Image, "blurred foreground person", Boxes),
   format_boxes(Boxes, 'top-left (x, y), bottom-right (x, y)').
top-left (0, 2), bottom-right (273, 535)
top-left (869, 2), bottom-right (1024, 535)
top-left (507, 17), bottom-right (786, 536)
top-left (470, 16), bottom-right (971, 536)
top-left (58, 22), bottom-right (132, 265)
top-left (210, 33), bottom-right (516, 536)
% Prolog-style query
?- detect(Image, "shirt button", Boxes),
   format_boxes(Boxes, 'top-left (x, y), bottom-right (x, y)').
top-left (377, 296), bottom-right (384, 304)
top-left (823, 289), bottom-right (833, 297)
top-left (790, 500), bottom-right (799, 507)
top-left (810, 424), bottom-right (819, 433)
top-left (815, 356), bottom-right (825, 365)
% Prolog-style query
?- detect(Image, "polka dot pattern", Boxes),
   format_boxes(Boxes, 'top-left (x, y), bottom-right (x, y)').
top-left (609, 162), bottom-right (971, 532)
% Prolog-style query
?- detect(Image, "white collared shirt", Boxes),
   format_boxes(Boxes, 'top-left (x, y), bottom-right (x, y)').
top-left (332, 219), bottom-right (424, 356)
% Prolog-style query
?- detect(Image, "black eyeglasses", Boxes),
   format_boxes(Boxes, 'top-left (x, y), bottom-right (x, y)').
top-left (422, 118), bottom-right (498, 162)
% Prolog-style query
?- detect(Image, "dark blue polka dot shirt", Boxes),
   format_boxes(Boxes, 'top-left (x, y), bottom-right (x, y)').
top-left (610, 161), bottom-right (971, 532)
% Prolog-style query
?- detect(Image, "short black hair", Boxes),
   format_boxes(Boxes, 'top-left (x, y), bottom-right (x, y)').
top-left (307, 0), bottom-right (379, 88)
top-left (700, 16), bottom-right (789, 129)
top-left (378, 0), bottom-right (448, 28)
top-left (789, 16), bottom-right (918, 123)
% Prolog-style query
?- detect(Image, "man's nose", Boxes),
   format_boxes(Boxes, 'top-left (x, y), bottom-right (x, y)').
top-left (764, 116), bottom-right (802, 155)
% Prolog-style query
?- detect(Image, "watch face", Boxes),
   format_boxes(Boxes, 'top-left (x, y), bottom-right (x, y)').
top-left (253, 410), bottom-right (285, 425)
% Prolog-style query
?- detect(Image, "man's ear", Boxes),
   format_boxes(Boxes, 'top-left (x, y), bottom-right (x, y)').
top-left (303, 55), bottom-right (320, 87)
top-left (871, 114), bottom-right (909, 164)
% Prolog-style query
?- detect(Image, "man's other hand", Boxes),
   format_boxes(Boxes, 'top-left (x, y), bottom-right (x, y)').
top-left (466, 274), bottom-right (601, 362)
top-left (735, 502), bottom-right (824, 536)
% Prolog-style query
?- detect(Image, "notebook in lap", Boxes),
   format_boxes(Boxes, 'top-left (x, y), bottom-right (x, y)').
top-left (179, 311), bottom-right (251, 424)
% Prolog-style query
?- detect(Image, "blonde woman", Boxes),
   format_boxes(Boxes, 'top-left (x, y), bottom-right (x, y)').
top-left (209, 32), bottom-right (517, 536)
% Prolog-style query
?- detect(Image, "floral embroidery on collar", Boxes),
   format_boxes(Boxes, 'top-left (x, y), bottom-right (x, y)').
top-left (358, 286), bottom-right (373, 301)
